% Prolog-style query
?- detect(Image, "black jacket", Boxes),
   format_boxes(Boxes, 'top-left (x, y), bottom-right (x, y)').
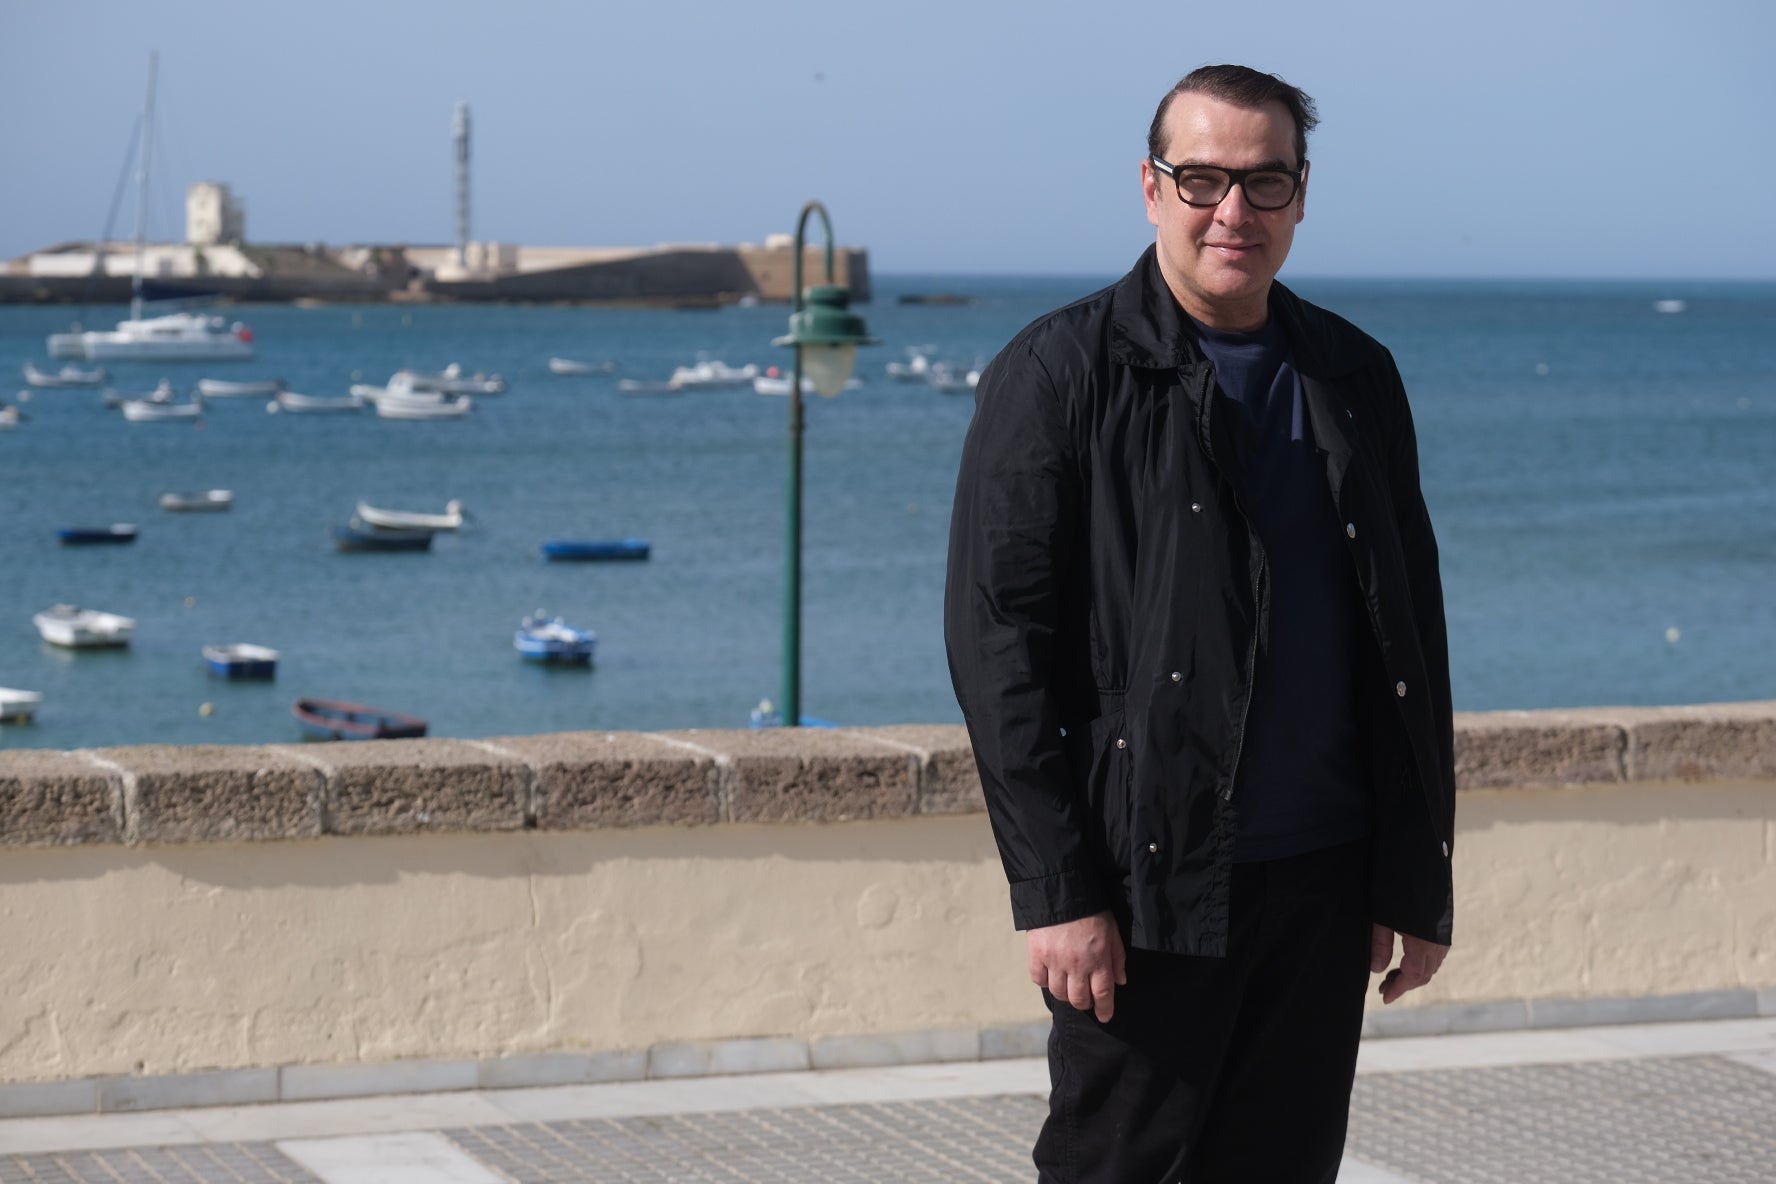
top-left (945, 247), bottom-right (1455, 955)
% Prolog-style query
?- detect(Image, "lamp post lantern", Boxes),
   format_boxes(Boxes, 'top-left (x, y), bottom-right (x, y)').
top-left (770, 201), bottom-right (878, 726)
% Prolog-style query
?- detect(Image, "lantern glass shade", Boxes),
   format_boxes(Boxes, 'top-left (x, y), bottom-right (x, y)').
top-left (802, 343), bottom-right (857, 397)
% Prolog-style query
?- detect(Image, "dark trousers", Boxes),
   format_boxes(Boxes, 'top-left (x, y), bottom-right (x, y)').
top-left (1033, 840), bottom-right (1372, 1184)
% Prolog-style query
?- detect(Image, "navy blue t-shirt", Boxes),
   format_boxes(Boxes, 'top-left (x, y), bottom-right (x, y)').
top-left (1189, 315), bottom-right (1370, 862)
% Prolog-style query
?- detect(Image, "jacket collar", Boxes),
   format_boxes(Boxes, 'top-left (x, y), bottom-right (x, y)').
top-left (1107, 244), bottom-right (1364, 380)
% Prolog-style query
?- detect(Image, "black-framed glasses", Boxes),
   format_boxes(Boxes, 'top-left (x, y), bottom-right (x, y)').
top-left (1149, 155), bottom-right (1306, 210)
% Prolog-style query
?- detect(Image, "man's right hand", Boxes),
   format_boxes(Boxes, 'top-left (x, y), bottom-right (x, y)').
top-left (1029, 911), bottom-right (1127, 1023)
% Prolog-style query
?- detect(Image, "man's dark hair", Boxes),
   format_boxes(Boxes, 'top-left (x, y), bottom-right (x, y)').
top-left (1147, 64), bottom-right (1318, 168)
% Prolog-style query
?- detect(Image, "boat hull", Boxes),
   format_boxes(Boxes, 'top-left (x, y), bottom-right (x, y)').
top-left (50, 332), bottom-right (254, 361)
top-left (542, 539), bottom-right (651, 562)
top-left (0, 689), bottom-right (43, 723)
top-left (161, 490), bottom-right (233, 512)
top-left (292, 697), bottom-right (427, 741)
top-left (58, 525), bottom-right (138, 545)
top-left (33, 607), bottom-right (136, 648)
top-left (333, 524), bottom-right (435, 552)
top-left (203, 644), bottom-right (278, 679)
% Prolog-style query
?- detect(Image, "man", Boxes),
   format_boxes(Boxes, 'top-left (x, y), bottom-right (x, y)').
top-left (945, 65), bottom-right (1455, 1183)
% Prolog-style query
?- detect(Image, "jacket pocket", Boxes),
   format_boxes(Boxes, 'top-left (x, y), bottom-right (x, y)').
top-left (1065, 701), bottom-right (1132, 878)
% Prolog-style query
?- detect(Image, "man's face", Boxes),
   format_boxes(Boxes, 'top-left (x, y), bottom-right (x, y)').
top-left (1141, 92), bottom-right (1306, 331)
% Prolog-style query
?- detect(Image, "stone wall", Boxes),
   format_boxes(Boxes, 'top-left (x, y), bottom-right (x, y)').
top-left (0, 705), bottom-right (1772, 1115)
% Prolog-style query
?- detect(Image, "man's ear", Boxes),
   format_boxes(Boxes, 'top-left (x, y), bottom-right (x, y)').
top-left (1142, 157), bottom-right (1163, 228)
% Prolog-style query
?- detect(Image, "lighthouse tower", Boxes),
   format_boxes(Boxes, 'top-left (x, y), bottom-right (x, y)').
top-left (453, 101), bottom-right (471, 271)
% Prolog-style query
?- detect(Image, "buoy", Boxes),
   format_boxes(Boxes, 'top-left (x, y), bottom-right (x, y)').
top-left (1665, 627), bottom-right (1681, 644)
top-left (199, 702), bottom-right (215, 717)
top-left (183, 596), bottom-right (196, 608)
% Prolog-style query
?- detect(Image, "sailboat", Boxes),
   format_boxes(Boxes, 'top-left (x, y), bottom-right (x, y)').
top-left (45, 55), bottom-right (255, 363)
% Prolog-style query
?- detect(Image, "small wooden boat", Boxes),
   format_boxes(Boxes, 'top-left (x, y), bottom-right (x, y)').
top-left (668, 360), bottom-right (758, 389)
top-left (333, 519), bottom-right (435, 552)
top-left (33, 605), bottom-right (136, 648)
top-left (58, 523), bottom-right (138, 545)
top-left (356, 499), bottom-right (465, 530)
top-left (374, 392), bottom-right (473, 420)
top-left (549, 357), bottom-right (618, 375)
top-left (541, 538), bottom-right (651, 562)
top-left (123, 396), bottom-right (202, 422)
top-left (0, 687), bottom-right (43, 723)
top-left (160, 489), bottom-right (234, 512)
top-left (23, 362), bottom-right (109, 388)
top-left (396, 364), bottom-right (506, 395)
top-left (104, 379), bottom-right (176, 408)
top-left (203, 643), bottom-right (278, 679)
top-left (268, 390), bottom-right (363, 414)
top-left (197, 377), bottom-right (283, 397)
top-left (515, 612), bottom-right (597, 664)
top-left (292, 697), bottom-right (428, 741)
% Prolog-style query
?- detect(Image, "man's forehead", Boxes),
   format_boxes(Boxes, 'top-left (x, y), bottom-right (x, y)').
top-left (1162, 93), bottom-right (1296, 155)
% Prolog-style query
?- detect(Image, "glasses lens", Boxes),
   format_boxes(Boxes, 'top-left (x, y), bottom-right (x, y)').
top-left (1241, 171), bottom-right (1298, 210)
top-left (1175, 167), bottom-right (1232, 207)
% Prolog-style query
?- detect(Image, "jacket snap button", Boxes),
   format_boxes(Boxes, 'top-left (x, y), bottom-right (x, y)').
top-left (1395, 680), bottom-right (1408, 697)
top-left (1345, 523), bottom-right (1357, 539)
top-left (1170, 671), bottom-right (1182, 683)
top-left (1115, 737), bottom-right (1127, 749)
top-left (1442, 841), bottom-right (1450, 857)
top-left (1148, 841), bottom-right (1159, 854)
top-left (1190, 502), bottom-right (1202, 513)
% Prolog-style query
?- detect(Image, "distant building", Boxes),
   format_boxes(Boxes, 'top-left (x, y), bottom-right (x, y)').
top-left (186, 182), bottom-right (245, 245)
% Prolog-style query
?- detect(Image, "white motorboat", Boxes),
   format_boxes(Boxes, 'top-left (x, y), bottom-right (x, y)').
top-left (514, 612), bottom-right (596, 664)
top-left (397, 364), bottom-right (506, 395)
top-left (197, 377), bottom-right (283, 397)
top-left (0, 405), bottom-right (19, 431)
top-left (44, 58), bottom-right (257, 363)
top-left (0, 687), bottom-right (43, 723)
top-left (103, 378), bottom-right (176, 408)
top-left (928, 364), bottom-right (980, 394)
top-left (669, 359), bottom-right (759, 389)
top-left (885, 348), bottom-right (937, 383)
top-left (375, 392), bottom-right (473, 420)
top-left (356, 499), bottom-right (466, 530)
top-left (123, 395), bottom-right (203, 421)
top-left (33, 605), bottom-right (136, 648)
top-left (753, 373), bottom-right (864, 396)
top-left (615, 379), bottom-right (682, 395)
top-left (23, 362), bottom-right (109, 388)
top-left (160, 489), bottom-right (233, 512)
top-left (268, 390), bottom-right (364, 414)
top-left (549, 357), bottom-right (617, 375)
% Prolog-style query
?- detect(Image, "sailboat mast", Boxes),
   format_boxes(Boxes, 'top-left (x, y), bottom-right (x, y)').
top-left (129, 52), bottom-right (159, 322)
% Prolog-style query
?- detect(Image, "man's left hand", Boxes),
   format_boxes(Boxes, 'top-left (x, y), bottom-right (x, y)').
top-left (1370, 923), bottom-right (1449, 1004)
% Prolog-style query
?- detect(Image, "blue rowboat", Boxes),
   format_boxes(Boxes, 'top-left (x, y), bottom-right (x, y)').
top-left (514, 612), bottom-right (596, 664)
top-left (333, 519), bottom-right (434, 552)
top-left (58, 524), bottom-right (138, 545)
top-left (541, 538), bottom-right (650, 562)
top-left (292, 697), bottom-right (427, 741)
top-left (203, 643), bottom-right (278, 679)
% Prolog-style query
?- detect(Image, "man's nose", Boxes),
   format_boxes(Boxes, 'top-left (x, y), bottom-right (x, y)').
top-left (1214, 182), bottom-right (1255, 225)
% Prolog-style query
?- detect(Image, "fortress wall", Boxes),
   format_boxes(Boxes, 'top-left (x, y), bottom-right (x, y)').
top-left (0, 705), bottom-right (1771, 1114)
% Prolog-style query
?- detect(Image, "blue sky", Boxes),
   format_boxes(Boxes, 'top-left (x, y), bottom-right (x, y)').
top-left (4, 0), bottom-right (1771, 278)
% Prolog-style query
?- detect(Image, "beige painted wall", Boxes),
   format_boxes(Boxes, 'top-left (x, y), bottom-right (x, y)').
top-left (2, 774), bottom-right (1773, 1084)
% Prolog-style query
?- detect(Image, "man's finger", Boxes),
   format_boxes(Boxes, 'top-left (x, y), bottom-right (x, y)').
top-left (1030, 949), bottom-right (1049, 988)
top-left (1112, 933), bottom-right (1128, 986)
top-left (1090, 967), bottom-right (1116, 1023)
top-left (1369, 923), bottom-right (1394, 974)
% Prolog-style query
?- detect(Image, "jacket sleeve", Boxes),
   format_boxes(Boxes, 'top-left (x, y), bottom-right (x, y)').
top-left (945, 343), bottom-right (1110, 931)
top-left (1381, 349), bottom-right (1457, 943)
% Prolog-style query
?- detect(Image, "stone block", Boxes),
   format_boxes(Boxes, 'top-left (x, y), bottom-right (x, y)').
top-left (981, 1020), bottom-right (1051, 1059)
top-left (1623, 701), bottom-right (1776, 781)
top-left (0, 750), bottom-right (122, 846)
top-left (1758, 986), bottom-right (1776, 1018)
top-left (847, 724), bottom-right (984, 814)
top-left (810, 1026), bottom-right (981, 1070)
top-left (0, 1076), bottom-right (98, 1117)
top-left (279, 1057), bottom-right (479, 1101)
top-left (1452, 710), bottom-right (1626, 789)
top-left (273, 740), bottom-right (527, 835)
top-left (1528, 988), bottom-right (1757, 1029)
top-left (92, 745), bottom-right (321, 844)
top-left (472, 1050), bottom-right (649, 1088)
top-left (658, 729), bottom-right (918, 823)
top-left (647, 1036), bottom-right (809, 1078)
top-left (1364, 998), bottom-right (1529, 1039)
top-left (96, 1067), bottom-right (278, 1112)
top-left (482, 732), bottom-right (719, 829)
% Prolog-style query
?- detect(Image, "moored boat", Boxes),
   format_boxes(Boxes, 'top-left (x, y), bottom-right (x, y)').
top-left (292, 697), bottom-right (427, 741)
top-left (374, 393), bottom-right (473, 420)
top-left (333, 519), bottom-right (435, 552)
top-left (514, 611), bottom-right (596, 664)
top-left (203, 643), bottom-right (278, 679)
top-left (0, 687), bottom-right (43, 723)
top-left (33, 605), bottom-right (136, 648)
top-left (58, 523), bottom-right (138, 545)
top-left (160, 489), bottom-right (233, 512)
top-left (396, 363), bottom-right (506, 395)
top-left (0, 405), bottom-right (20, 431)
top-left (122, 395), bottom-right (202, 422)
top-left (50, 311), bottom-right (255, 362)
top-left (197, 377), bottom-right (284, 397)
top-left (541, 538), bottom-right (651, 562)
top-left (356, 499), bottom-right (465, 530)
top-left (268, 390), bottom-right (363, 414)
top-left (549, 357), bottom-right (618, 375)
top-left (23, 362), bottom-right (109, 388)
top-left (668, 359), bottom-right (758, 389)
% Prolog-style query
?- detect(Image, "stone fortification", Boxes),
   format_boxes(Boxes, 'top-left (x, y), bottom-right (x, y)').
top-left (0, 705), bottom-right (1772, 1116)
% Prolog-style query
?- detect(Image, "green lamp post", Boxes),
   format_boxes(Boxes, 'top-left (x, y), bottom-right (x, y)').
top-left (770, 200), bottom-right (878, 726)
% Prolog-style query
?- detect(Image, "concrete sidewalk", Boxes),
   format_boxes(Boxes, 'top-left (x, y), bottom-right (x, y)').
top-left (2, 1017), bottom-right (1773, 1182)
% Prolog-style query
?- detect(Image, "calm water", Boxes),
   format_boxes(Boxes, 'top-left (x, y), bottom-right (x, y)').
top-left (3, 275), bottom-right (1774, 750)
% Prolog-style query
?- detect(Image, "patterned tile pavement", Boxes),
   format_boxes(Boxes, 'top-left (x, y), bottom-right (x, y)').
top-left (4, 1035), bottom-right (1775, 1182)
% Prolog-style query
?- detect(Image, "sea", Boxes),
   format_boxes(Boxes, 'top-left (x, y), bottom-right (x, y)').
top-left (3, 274), bottom-right (1774, 751)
